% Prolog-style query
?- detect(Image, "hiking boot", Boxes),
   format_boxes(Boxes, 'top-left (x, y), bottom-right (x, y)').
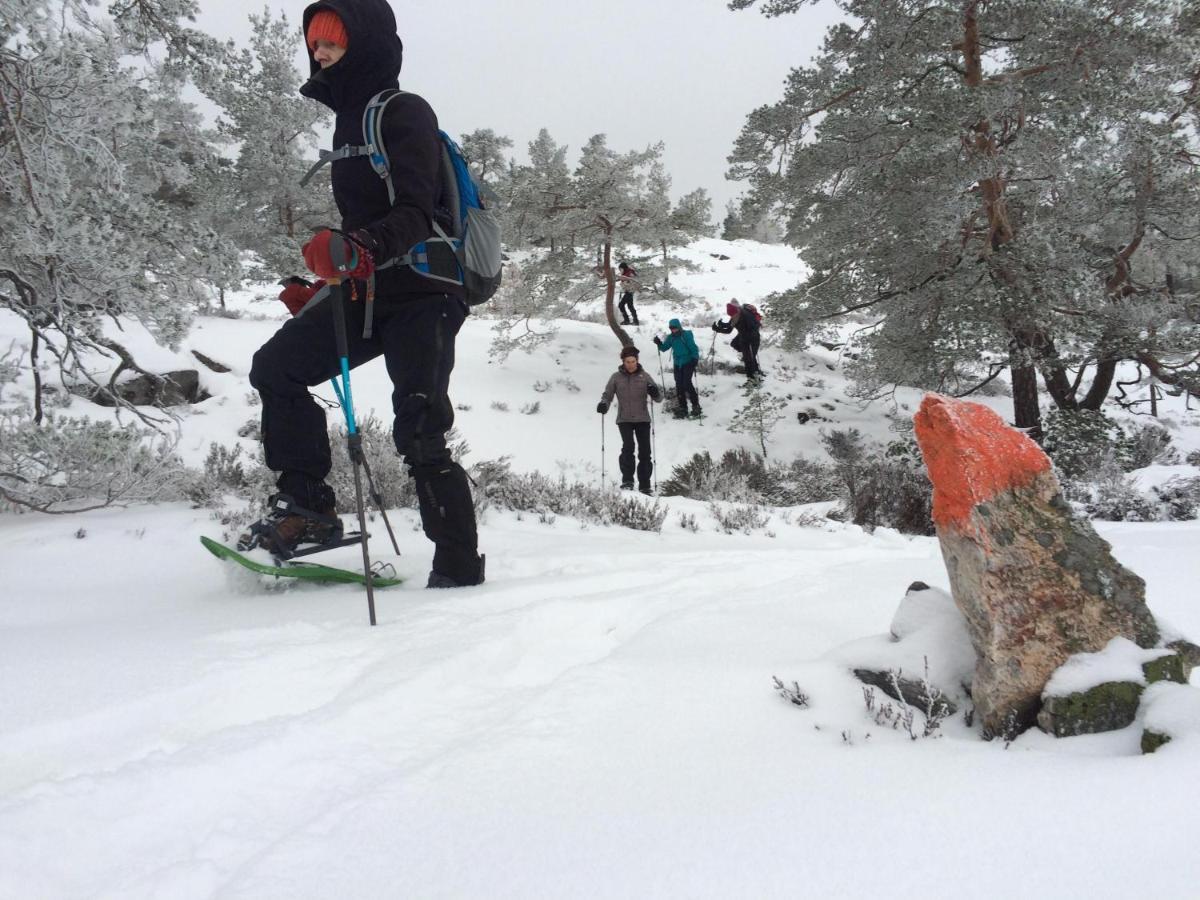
top-left (673, 407), bottom-right (688, 419)
top-left (620, 480), bottom-right (634, 490)
top-left (638, 485), bottom-right (653, 496)
top-left (238, 493), bottom-right (342, 559)
top-left (427, 553), bottom-right (486, 589)
top-left (689, 407), bottom-right (703, 419)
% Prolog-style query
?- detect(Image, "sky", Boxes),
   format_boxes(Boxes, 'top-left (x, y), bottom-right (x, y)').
top-left (192, 0), bottom-right (843, 220)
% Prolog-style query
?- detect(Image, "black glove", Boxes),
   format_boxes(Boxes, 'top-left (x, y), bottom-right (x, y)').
top-left (648, 385), bottom-right (662, 401)
top-left (652, 335), bottom-right (662, 347)
top-left (596, 401), bottom-right (609, 414)
top-left (712, 321), bottom-right (720, 331)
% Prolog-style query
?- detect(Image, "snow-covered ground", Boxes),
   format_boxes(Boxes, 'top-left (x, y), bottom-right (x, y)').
top-left (2, 239), bottom-right (1199, 898)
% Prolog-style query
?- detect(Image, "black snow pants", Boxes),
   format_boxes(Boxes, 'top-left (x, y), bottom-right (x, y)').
top-left (730, 333), bottom-right (761, 378)
top-left (249, 290), bottom-right (482, 584)
top-left (618, 292), bottom-right (638, 325)
top-left (673, 360), bottom-right (699, 413)
top-left (617, 421), bottom-right (652, 489)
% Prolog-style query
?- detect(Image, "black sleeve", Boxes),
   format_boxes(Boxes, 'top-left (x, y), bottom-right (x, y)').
top-left (355, 93), bottom-right (441, 263)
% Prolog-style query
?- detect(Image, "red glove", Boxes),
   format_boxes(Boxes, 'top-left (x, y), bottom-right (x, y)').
top-left (302, 229), bottom-right (375, 280)
top-left (278, 279), bottom-right (325, 316)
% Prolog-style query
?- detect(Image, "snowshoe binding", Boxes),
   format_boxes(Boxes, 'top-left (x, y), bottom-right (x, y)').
top-left (237, 493), bottom-right (359, 560)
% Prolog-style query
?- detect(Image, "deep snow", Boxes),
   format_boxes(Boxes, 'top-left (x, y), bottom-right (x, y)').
top-left (2, 239), bottom-right (1199, 898)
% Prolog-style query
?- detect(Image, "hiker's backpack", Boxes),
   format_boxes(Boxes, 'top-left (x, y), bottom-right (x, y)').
top-left (741, 303), bottom-right (763, 324)
top-left (301, 89), bottom-right (503, 307)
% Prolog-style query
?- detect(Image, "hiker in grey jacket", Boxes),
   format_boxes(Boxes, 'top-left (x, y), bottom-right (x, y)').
top-left (596, 346), bottom-right (662, 493)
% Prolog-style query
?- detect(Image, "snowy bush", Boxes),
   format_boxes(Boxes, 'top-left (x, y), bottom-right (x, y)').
top-left (1187, 450), bottom-right (1200, 467)
top-left (1043, 409), bottom-right (1126, 482)
top-left (661, 448), bottom-right (839, 507)
top-left (1151, 476), bottom-right (1200, 521)
top-left (186, 443), bottom-right (265, 507)
top-left (1082, 461), bottom-right (1159, 522)
top-left (520, 401), bottom-right (541, 415)
top-left (821, 430), bottom-right (933, 535)
top-left (469, 457), bottom-right (667, 532)
top-left (709, 501), bottom-right (771, 534)
top-left (0, 409), bottom-right (190, 513)
top-left (1122, 422), bottom-right (1180, 469)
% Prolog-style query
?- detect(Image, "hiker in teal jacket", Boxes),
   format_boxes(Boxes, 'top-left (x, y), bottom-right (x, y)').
top-left (653, 318), bottom-right (702, 418)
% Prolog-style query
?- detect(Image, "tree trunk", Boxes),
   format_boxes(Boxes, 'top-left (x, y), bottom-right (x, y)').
top-left (1079, 358), bottom-right (1117, 411)
top-left (602, 234), bottom-right (633, 349)
top-left (30, 324), bottom-right (43, 426)
top-left (1011, 360), bottom-right (1042, 441)
top-left (661, 239), bottom-right (669, 287)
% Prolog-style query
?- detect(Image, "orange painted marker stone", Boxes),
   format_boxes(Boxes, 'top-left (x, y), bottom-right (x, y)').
top-left (913, 393), bottom-right (1050, 531)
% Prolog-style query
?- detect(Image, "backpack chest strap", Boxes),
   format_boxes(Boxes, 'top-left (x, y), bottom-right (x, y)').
top-left (299, 144), bottom-right (374, 188)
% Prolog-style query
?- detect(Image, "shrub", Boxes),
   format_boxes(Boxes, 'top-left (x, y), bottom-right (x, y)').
top-left (1042, 409), bottom-right (1127, 482)
top-left (1152, 476), bottom-right (1200, 521)
top-left (709, 501), bottom-right (771, 534)
top-left (1122, 422), bottom-right (1179, 469)
top-left (470, 456), bottom-right (667, 532)
top-left (821, 430), bottom-right (933, 535)
top-left (660, 448), bottom-right (839, 506)
top-left (0, 409), bottom-right (190, 513)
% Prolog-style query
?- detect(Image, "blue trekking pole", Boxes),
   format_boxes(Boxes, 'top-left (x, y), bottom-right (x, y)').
top-left (326, 374), bottom-right (401, 559)
top-left (327, 238), bottom-right (379, 626)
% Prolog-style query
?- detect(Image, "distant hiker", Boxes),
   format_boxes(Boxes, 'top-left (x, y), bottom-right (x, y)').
top-left (596, 346), bottom-right (662, 493)
top-left (617, 261), bottom-right (639, 325)
top-left (653, 318), bottom-right (701, 418)
top-left (713, 299), bottom-right (762, 379)
top-left (240, 0), bottom-right (484, 589)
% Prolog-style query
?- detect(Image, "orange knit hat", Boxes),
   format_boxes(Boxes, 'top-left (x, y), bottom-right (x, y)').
top-left (307, 10), bottom-right (348, 51)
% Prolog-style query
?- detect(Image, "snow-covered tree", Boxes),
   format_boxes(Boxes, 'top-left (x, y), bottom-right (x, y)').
top-left (460, 128), bottom-right (513, 188)
top-left (728, 380), bottom-right (787, 458)
top-left (1, 0), bottom-right (235, 422)
top-left (197, 8), bottom-right (336, 279)
top-left (730, 0), bottom-right (1200, 436)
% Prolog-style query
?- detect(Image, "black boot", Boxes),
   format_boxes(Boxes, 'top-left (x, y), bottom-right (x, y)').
top-left (427, 553), bottom-right (486, 588)
top-left (238, 492), bottom-right (343, 559)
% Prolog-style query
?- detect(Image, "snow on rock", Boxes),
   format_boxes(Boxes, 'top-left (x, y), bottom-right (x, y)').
top-left (1140, 682), bottom-right (1200, 744)
top-left (1043, 637), bottom-right (1177, 697)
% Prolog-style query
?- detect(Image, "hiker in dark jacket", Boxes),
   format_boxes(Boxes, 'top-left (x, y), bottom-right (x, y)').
top-left (617, 261), bottom-right (639, 325)
top-left (653, 318), bottom-right (701, 418)
top-left (596, 346), bottom-right (662, 493)
top-left (713, 299), bottom-right (762, 379)
top-left (241, 0), bottom-right (484, 589)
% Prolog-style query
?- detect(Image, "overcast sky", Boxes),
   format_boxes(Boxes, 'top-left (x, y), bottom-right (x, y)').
top-left (193, 0), bottom-right (841, 219)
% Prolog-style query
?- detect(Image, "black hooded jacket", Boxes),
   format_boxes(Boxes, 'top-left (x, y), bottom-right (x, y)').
top-left (300, 0), bottom-right (462, 299)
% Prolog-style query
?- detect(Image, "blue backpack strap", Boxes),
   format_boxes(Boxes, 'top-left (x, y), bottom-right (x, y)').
top-left (361, 89), bottom-right (405, 205)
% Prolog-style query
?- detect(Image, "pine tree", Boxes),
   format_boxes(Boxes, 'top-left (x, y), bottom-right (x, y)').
top-left (728, 381), bottom-right (788, 458)
top-left (1, 0), bottom-right (235, 422)
top-left (730, 0), bottom-right (1200, 436)
top-left (197, 9), bottom-right (337, 279)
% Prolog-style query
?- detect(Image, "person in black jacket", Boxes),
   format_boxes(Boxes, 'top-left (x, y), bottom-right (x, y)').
top-left (713, 299), bottom-right (762, 379)
top-left (617, 261), bottom-right (639, 325)
top-left (240, 0), bottom-right (484, 589)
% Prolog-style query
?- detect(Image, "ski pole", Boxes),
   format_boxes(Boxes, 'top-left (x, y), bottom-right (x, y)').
top-left (649, 400), bottom-right (658, 494)
top-left (324, 378), bottom-right (399, 552)
top-left (600, 412), bottom-right (606, 490)
top-left (656, 343), bottom-right (667, 410)
top-left (327, 238), bottom-right (377, 627)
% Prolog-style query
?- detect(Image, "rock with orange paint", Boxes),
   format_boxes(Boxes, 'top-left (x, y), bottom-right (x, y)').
top-left (913, 394), bottom-right (1159, 737)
